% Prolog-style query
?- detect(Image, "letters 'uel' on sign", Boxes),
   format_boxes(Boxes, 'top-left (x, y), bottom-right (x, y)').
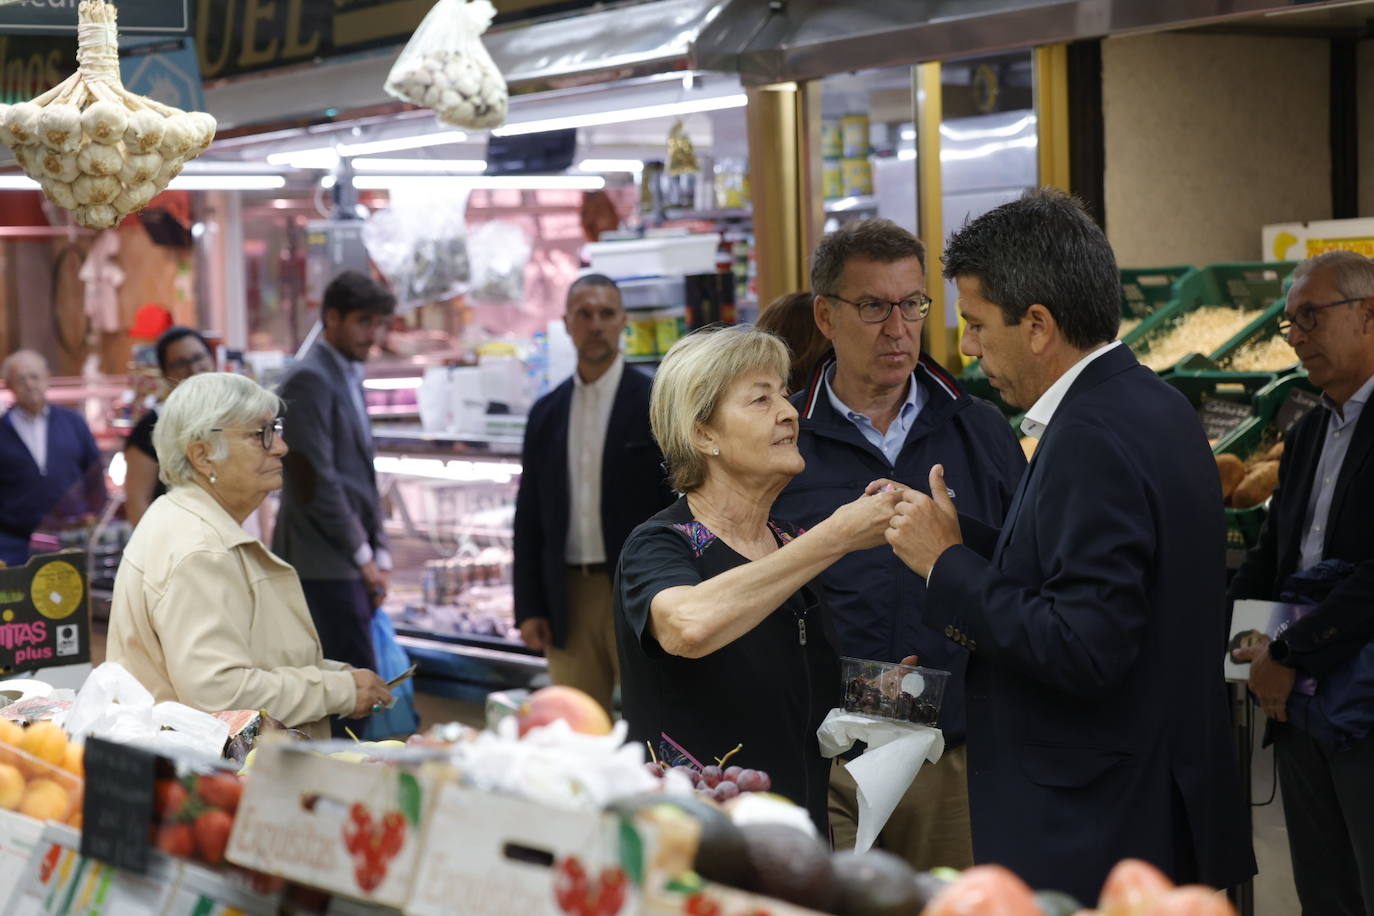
top-left (81, 737), bottom-right (157, 874)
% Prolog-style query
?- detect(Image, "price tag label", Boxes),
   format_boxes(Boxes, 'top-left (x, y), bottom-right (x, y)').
top-left (1198, 397), bottom-right (1253, 443)
top-left (81, 737), bottom-right (156, 873)
top-left (1275, 387), bottom-right (1323, 435)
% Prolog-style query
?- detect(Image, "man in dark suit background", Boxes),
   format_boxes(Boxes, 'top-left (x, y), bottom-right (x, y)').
top-left (274, 271), bottom-right (394, 734)
top-left (514, 274), bottom-right (674, 715)
top-left (884, 189), bottom-right (1255, 902)
top-left (0, 350), bottom-right (106, 567)
top-left (1228, 250), bottom-right (1374, 915)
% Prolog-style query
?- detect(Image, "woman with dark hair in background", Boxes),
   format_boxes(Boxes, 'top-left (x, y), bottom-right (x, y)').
top-left (124, 326), bottom-right (214, 527)
top-left (756, 291), bottom-right (832, 394)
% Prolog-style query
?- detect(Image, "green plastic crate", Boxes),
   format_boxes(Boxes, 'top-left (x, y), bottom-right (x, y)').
top-left (1213, 273), bottom-right (1301, 373)
top-left (1127, 262), bottom-right (1298, 373)
top-left (1120, 265), bottom-right (1195, 325)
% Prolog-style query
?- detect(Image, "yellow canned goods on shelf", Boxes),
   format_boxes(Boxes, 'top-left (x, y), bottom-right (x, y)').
top-left (624, 314), bottom-right (657, 357)
top-left (821, 121), bottom-right (843, 159)
top-left (654, 308), bottom-right (688, 354)
top-left (840, 157), bottom-right (873, 197)
top-left (841, 113), bottom-right (870, 158)
top-left (822, 159), bottom-right (843, 200)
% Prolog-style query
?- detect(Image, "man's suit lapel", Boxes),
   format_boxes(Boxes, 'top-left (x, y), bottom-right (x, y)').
top-left (547, 379), bottom-right (574, 532)
top-left (1, 410), bottom-right (40, 474)
top-left (1326, 402), bottom-right (1374, 556)
top-left (311, 345), bottom-right (373, 459)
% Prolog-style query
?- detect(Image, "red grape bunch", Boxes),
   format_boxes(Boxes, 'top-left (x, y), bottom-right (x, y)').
top-left (642, 761), bottom-right (773, 803)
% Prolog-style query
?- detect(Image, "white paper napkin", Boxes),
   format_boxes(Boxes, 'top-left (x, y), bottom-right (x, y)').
top-left (817, 708), bottom-right (944, 852)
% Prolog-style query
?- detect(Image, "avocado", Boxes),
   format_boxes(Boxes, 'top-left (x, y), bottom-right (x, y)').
top-left (831, 849), bottom-right (925, 916)
top-left (738, 822), bottom-right (836, 912)
top-left (610, 794), bottom-right (751, 889)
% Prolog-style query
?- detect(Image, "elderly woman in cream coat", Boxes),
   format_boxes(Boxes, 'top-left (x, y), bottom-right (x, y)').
top-left (107, 373), bottom-right (392, 739)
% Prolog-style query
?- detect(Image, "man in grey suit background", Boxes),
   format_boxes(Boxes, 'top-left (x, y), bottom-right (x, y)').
top-left (274, 270), bottom-right (394, 735)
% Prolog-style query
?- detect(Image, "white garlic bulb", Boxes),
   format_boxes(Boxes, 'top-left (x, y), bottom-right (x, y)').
top-left (38, 103), bottom-right (82, 152)
top-left (73, 173), bottom-right (120, 206)
top-left (13, 144), bottom-right (43, 177)
top-left (40, 149), bottom-right (81, 184)
top-left (4, 102), bottom-right (42, 146)
top-left (119, 150), bottom-right (162, 185)
top-left (41, 179), bottom-right (79, 210)
top-left (158, 114), bottom-right (196, 158)
top-left (422, 85), bottom-right (444, 109)
top-left (124, 109), bottom-right (166, 154)
top-left (154, 159), bottom-right (183, 190)
top-left (186, 111), bottom-right (217, 153)
top-left (0, 103), bottom-right (12, 147)
top-left (75, 204), bottom-right (119, 230)
top-left (113, 181), bottom-right (156, 214)
top-left (81, 100), bottom-right (129, 145)
top-left (77, 140), bottom-right (124, 177)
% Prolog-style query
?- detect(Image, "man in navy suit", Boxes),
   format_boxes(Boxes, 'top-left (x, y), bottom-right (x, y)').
top-left (885, 189), bottom-right (1255, 902)
top-left (514, 275), bottom-right (674, 714)
top-left (1228, 250), bottom-right (1374, 915)
top-left (0, 350), bottom-right (105, 567)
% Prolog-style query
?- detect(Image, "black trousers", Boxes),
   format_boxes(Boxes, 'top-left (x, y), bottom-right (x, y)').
top-left (300, 578), bottom-right (376, 738)
top-left (1274, 723), bottom-right (1374, 916)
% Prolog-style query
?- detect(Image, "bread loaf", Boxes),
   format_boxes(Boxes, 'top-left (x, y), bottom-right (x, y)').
top-left (1216, 453), bottom-right (1246, 501)
top-left (1231, 460), bottom-right (1280, 509)
top-left (1264, 441), bottom-right (1285, 461)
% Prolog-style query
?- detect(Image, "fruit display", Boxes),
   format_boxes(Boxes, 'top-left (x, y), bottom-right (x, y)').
top-left (0, 719), bottom-right (84, 829)
top-left (515, 684), bottom-right (614, 738)
top-left (152, 769), bottom-right (243, 866)
top-left (1217, 439), bottom-right (1283, 509)
top-left (642, 754), bottom-right (774, 804)
top-left (0, 0), bottom-right (216, 229)
top-left (1138, 307), bottom-right (1255, 371)
top-left (841, 657), bottom-right (949, 726)
top-left (382, 0), bottom-right (508, 129)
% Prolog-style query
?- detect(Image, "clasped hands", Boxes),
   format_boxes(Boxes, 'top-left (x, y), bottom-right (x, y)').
top-left (1232, 641), bottom-right (1296, 722)
top-left (861, 465), bottom-right (963, 579)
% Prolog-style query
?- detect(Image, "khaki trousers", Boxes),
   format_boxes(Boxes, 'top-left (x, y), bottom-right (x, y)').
top-left (544, 568), bottom-right (620, 717)
top-left (828, 744), bottom-right (974, 870)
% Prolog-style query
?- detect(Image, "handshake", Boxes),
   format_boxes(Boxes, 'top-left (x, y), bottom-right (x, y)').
top-left (832, 465), bottom-right (964, 578)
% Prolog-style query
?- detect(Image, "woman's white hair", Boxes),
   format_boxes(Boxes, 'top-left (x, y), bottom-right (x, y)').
top-left (651, 325), bottom-right (791, 493)
top-left (154, 373), bottom-right (281, 488)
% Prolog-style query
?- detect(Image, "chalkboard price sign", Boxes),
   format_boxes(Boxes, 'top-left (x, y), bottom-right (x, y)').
top-left (81, 737), bottom-right (157, 873)
top-left (1198, 397), bottom-right (1253, 443)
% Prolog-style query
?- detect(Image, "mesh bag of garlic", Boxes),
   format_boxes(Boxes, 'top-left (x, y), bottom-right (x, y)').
top-left (1137, 306), bottom-right (1256, 371)
top-left (384, 0), bottom-right (508, 130)
top-left (0, 0), bottom-right (215, 230)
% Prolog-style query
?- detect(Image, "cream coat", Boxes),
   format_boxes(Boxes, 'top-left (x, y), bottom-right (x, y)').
top-left (107, 485), bottom-right (357, 739)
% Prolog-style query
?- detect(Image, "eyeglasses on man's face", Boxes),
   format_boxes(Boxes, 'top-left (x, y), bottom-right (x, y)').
top-left (211, 418), bottom-right (284, 451)
top-left (1277, 297), bottom-right (1366, 337)
top-left (825, 292), bottom-right (933, 324)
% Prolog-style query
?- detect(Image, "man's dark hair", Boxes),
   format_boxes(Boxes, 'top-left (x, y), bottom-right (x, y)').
top-left (567, 273), bottom-right (620, 305)
top-left (942, 188), bottom-right (1120, 349)
top-left (322, 270), bottom-right (396, 318)
top-left (154, 326), bottom-right (211, 373)
top-left (810, 218), bottom-right (927, 297)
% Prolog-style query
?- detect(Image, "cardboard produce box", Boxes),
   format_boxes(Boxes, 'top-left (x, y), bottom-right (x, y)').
top-left (226, 742), bottom-right (446, 910)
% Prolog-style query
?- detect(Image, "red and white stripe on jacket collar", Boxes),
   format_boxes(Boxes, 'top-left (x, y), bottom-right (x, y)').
top-left (800, 352), bottom-right (961, 419)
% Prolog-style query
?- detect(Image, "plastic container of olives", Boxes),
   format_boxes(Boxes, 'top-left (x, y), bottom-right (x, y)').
top-left (841, 657), bottom-right (950, 726)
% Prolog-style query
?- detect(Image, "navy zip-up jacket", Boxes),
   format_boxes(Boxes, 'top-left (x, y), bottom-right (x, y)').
top-left (773, 353), bottom-right (1025, 747)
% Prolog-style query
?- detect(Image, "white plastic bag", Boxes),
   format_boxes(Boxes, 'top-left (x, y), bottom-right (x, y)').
top-left (362, 185), bottom-right (470, 310)
top-left (384, 0), bottom-right (508, 129)
top-left (65, 662), bottom-right (229, 761)
top-left (467, 219), bottom-right (531, 303)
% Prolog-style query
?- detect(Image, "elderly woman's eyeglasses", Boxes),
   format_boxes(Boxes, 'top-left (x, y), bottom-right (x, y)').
top-left (1277, 297), bottom-right (1365, 336)
top-left (825, 293), bottom-right (933, 324)
top-left (211, 419), bottom-right (284, 450)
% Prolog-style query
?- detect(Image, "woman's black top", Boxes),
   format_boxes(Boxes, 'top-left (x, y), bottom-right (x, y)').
top-left (126, 409), bottom-right (167, 500)
top-left (614, 496), bottom-right (840, 833)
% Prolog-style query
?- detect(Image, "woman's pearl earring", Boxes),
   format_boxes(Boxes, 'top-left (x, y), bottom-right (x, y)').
top-left (711, 448), bottom-right (720, 456)
top-left (209, 471), bottom-right (217, 484)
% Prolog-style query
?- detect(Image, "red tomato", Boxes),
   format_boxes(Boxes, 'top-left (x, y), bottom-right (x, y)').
top-left (195, 773), bottom-right (243, 813)
top-left (156, 822), bottom-right (195, 859)
top-left (193, 809), bottom-right (234, 865)
top-left (153, 779), bottom-right (189, 822)
top-left (923, 865), bottom-right (1042, 916)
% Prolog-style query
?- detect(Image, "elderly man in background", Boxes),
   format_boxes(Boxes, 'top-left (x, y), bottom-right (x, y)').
top-left (0, 350), bottom-right (106, 567)
top-left (772, 219), bottom-right (1025, 868)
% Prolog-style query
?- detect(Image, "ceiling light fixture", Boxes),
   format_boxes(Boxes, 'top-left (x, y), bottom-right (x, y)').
top-left (266, 129), bottom-right (471, 169)
top-left (576, 158), bottom-right (645, 174)
top-left (352, 174), bottom-right (605, 191)
top-left (491, 93), bottom-right (749, 137)
top-left (351, 158), bottom-right (487, 173)
top-left (0, 175), bottom-right (40, 190)
top-left (168, 175), bottom-right (288, 190)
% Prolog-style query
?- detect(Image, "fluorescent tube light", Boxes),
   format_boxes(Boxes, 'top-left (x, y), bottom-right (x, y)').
top-left (265, 130), bottom-right (471, 169)
top-left (363, 377), bottom-right (424, 390)
top-left (0, 175), bottom-right (40, 190)
top-left (491, 93), bottom-right (749, 137)
top-left (576, 158), bottom-right (645, 174)
top-left (168, 175), bottom-right (287, 190)
top-left (351, 158), bottom-right (487, 172)
top-left (353, 175), bottom-right (605, 191)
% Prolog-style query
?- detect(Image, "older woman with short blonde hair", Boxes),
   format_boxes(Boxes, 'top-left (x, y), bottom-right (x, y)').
top-left (107, 373), bottom-right (391, 739)
top-left (615, 326), bottom-right (900, 833)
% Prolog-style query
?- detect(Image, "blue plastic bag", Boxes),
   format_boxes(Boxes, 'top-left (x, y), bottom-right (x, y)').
top-left (364, 609), bottom-right (420, 739)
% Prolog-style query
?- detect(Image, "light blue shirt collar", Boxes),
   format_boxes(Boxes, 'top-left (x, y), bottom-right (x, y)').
top-left (823, 365), bottom-right (925, 465)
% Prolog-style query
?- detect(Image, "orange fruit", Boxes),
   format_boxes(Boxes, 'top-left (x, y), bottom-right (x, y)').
top-left (19, 779), bottom-right (69, 822)
top-left (0, 763), bottom-right (23, 810)
top-left (67, 810), bottom-right (83, 830)
top-left (0, 718), bottom-right (23, 747)
top-left (20, 721), bottom-right (67, 767)
top-left (61, 744), bottom-right (83, 779)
